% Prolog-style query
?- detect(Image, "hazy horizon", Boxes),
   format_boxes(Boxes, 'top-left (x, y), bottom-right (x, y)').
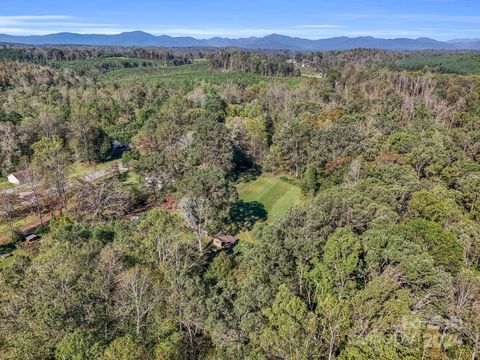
top-left (1, 0), bottom-right (480, 41)
top-left (0, 30), bottom-right (478, 42)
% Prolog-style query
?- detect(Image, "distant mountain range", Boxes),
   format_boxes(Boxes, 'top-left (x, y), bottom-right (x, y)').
top-left (1, 31), bottom-right (480, 51)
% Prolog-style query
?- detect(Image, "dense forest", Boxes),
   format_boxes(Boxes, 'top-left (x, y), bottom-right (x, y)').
top-left (208, 51), bottom-right (300, 77)
top-left (1, 45), bottom-right (480, 359)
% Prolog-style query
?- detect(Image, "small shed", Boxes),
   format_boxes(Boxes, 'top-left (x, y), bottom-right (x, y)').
top-left (25, 234), bottom-right (40, 244)
top-left (7, 170), bottom-right (29, 186)
top-left (212, 233), bottom-right (238, 249)
top-left (16, 234), bottom-right (41, 251)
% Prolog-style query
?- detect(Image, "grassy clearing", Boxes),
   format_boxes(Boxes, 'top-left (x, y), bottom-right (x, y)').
top-left (237, 174), bottom-right (303, 222)
top-left (391, 53), bottom-right (480, 75)
top-left (0, 179), bottom-right (14, 193)
top-left (236, 174), bottom-right (303, 243)
top-left (123, 171), bottom-right (142, 187)
top-left (68, 159), bottom-right (121, 179)
top-left (0, 249), bottom-right (31, 270)
top-left (0, 214), bottom-right (39, 245)
top-left (100, 61), bottom-right (305, 88)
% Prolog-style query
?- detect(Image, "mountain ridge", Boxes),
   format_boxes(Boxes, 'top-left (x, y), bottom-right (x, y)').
top-left (1, 31), bottom-right (480, 51)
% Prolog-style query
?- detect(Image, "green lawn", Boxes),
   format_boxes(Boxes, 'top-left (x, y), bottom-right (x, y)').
top-left (0, 179), bottom-right (14, 191)
top-left (68, 159), bottom-right (121, 179)
top-left (123, 171), bottom-right (142, 187)
top-left (236, 174), bottom-right (303, 243)
top-left (0, 249), bottom-right (30, 270)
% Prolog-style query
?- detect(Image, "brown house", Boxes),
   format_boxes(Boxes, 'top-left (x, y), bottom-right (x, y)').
top-left (212, 233), bottom-right (238, 249)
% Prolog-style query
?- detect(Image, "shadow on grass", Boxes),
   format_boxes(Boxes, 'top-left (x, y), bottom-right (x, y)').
top-left (0, 242), bottom-right (16, 253)
top-left (236, 168), bottom-right (262, 183)
top-left (230, 200), bottom-right (267, 233)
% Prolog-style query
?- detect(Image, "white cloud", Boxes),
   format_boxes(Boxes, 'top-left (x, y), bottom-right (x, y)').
top-left (0, 15), bottom-right (73, 26)
top-left (343, 30), bottom-right (457, 38)
top-left (0, 28), bottom-right (50, 35)
top-left (0, 15), bottom-right (73, 20)
top-left (297, 25), bottom-right (343, 29)
top-left (336, 12), bottom-right (480, 24)
top-left (0, 15), bottom-right (130, 35)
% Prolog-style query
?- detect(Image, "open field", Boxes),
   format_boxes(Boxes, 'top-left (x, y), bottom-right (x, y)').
top-left (100, 60), bottom-right (305, 87)
top-left (237, 174), bottom-right (303, 222)
top-left (68, 158), bottom-right (121, 179)
top-left (0, 249), bottom-right (30, 270)
top-left (0, 179), bottom-right (14, 191)
top-left (236, 174), bottom-right (303, 243)
top-left (391, 53), bottom-right (480, 75)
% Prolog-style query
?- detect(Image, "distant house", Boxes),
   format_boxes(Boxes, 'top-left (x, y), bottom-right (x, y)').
top-left (212, 233), bottom-right (238, 249)
top-left (7, 170), bottom-right (29, 186)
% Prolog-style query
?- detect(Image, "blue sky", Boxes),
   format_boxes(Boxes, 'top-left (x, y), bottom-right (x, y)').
top-left (1, 0), bottom-right (479, 40)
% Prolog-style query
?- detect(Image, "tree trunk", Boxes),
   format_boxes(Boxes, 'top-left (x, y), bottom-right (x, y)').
top-left (472, 334), bottom-right (479, 360)
top-left (32, 190), bottom-right (43, 225)
top-left (7, 216), bottom-right (14, 241)
top-left (136, 316), bottom-right (141, 337)
top-left (328, 332), bottom-right (335, 360)
top-left (196, 226), bottom-right (203, 253)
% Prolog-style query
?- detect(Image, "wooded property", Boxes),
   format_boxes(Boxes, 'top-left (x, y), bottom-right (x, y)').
top-left (0, 43), bottom-right (480, 359)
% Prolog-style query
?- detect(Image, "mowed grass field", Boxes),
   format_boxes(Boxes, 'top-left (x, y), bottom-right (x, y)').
top-left (236, 174), bottom-right (303, 243)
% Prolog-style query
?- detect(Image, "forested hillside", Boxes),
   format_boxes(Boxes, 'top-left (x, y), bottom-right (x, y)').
top-left (1, 46), bottom-right (480, 359)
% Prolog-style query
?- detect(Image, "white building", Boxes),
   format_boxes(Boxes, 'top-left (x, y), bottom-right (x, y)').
top-left (7, 170), bottom-right (28, 186)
